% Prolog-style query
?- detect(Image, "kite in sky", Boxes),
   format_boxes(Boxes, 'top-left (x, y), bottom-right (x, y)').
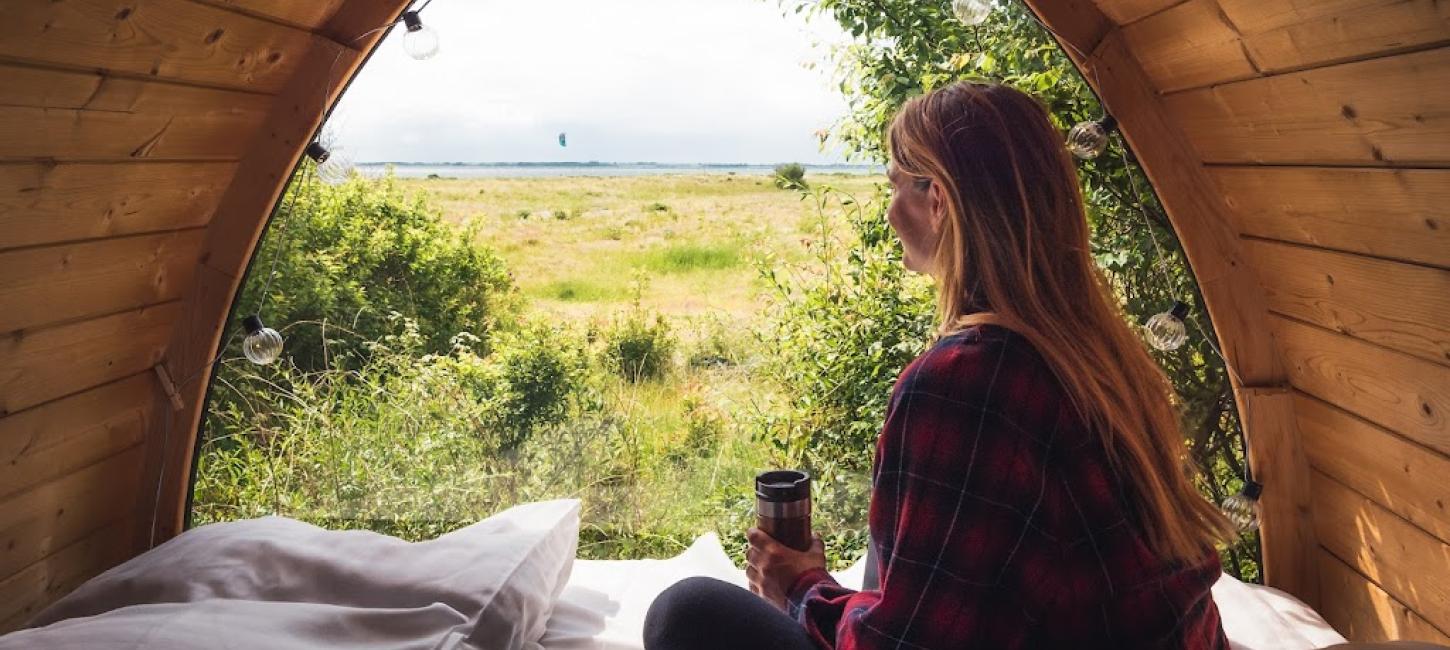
top-left (558, 132), bottom-right (567, 147)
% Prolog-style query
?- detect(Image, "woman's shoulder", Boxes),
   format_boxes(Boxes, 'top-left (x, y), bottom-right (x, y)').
top-left (896, 323), bottom-right (1062, 410)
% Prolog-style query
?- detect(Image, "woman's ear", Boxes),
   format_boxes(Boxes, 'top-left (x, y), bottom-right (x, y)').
top-left (927, 181), bottom-right (949, 233)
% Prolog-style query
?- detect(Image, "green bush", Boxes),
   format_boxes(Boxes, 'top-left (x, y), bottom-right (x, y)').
top-left (474, 323), bottom-right (590, 451)
top-left (598, 306), bottom-right (676, 382)
top-left (772, 162), bottom-right (808, 189)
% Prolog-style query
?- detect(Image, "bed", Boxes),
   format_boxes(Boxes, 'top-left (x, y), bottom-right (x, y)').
top-left (0, 499), bottom-right (1351, 649)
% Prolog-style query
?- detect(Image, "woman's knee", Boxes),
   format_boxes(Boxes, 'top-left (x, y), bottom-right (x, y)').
top-left (643, 576), bottom-right (736, 648)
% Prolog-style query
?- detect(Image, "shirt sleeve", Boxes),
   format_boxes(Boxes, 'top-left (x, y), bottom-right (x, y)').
top-left (787, 337), bottom-right (1060, 649)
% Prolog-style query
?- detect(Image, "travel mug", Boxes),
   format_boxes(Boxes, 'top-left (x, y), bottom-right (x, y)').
top-left (755, 470), bottom-right (812, 552)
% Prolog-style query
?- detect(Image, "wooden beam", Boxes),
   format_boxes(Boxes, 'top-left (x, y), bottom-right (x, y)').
top-left (0, 0), bottom-right (317, 94)
top-left (0, 161), bottom-right (236, 252)
top-left (0, 373), bottom-right (153, 500)
top-left (139, 0), bottom-right (412, 549)
top-left (0, 230), bottom-right (205, 335)
top-left (1210, 166), bottom-right (1450, 269)
top-left (0, 517), bottom-right (134, 634)
top-left (1317, 546), bottom-right (1450, 644)
top-left (1297, 392), bottom-right (1450, 544)
top-left (1274, 314), bottom-right (1450, 455)
top-left (0, 447), bottom-right (144, 582)
top-left (1162, 47), bottom-right (1450, 166)
top-left (0, 302), bottom-right (178, 417)
top-left (1024, 0), bottom-right (1318, 605)
top-left (1312, 471), bottom-right (1450, 635)
top-left (1243, 239), bottom-right (1450, 367)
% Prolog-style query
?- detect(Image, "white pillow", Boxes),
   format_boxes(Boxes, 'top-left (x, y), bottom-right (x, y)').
top-left (12, 499), bottom-right (581, 650)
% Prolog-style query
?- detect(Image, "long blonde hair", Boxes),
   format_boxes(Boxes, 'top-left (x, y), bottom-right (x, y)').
top-left (888, 81), bottom-right (1233, 563)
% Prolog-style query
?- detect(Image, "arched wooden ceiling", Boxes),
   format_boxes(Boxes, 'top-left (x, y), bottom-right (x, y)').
top-left (1, 0), bottom-right (1446, 642)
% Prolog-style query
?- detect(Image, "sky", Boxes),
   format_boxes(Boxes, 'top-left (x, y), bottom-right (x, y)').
top-left (326, 0), bottom-right (857, 164)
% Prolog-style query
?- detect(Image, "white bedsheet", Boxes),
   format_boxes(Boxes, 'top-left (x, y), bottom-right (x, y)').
top-left (540, 532), bottom-right (1347, 650)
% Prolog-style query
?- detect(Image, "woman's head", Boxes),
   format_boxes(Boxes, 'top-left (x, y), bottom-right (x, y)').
top-left (887, 81), bottom-right (1233, 563)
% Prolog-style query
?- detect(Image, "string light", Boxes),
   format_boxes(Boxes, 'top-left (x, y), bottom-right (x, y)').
top-left (241, 315), bottom-right (284, 365)
top-left (305, 140), bottom-right (354, 185)
top-left (952, 0), bottom-right (993, 26)
top-left (1220, 480), bottom-right (1263, 533)
top-left (1144, 301), bottom-right (1190, 351)
top-left (402, 11), bottom-right (440, 60)
top-left (1066, 115), bottom-right (1116, 159)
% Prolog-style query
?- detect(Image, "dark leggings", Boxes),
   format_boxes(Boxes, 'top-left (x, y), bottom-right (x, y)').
top-left (643, 576), bottom-right (818, 650)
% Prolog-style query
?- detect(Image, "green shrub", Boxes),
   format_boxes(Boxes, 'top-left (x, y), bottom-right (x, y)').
top-left (476, 323), bottom-right (590, 451)
top-left (597, 287), bottom-right (676, 382)
top-left (772, 163), bottom-right (808, 189)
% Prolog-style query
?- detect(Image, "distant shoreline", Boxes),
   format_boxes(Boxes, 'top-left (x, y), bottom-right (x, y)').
top-left (356, 162), bottom-right (884, 179)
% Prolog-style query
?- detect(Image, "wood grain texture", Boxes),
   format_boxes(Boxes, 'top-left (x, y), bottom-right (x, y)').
top-left (0, 0), bottom-right (316, 93)
top-left (1274, 314), bottom-right (1450, 455)
top-left (1240, 388), bottom-right (1317, 597)
top-left (0, 302), bottom-right (179, 417)
top-left (1297, 392), bottom-right (1450, 543)
top-left (1243, 239), bottom-right (1450, 367)
top-left (1211, 166), bottom-right (1450, 269)
top-left (1317, 547), bottom-right (1450, 643)
top-left (0, 517), bottom-right (133, 633)
top-left (1162, 47), bottom-right (1450, 165)
top-left (0, 373), bottom-right (153, 500)
top-left (0, 162), bottom-right (235, 251)
top-left (0, 230), bottom-right (205, 335)
top-left (187, 0), bottom-right (346, 30)
top-left (1312, 470), bottom-right (1450, 635)
top-left (1124, 0), bottom-right (1450, 93)
top-left (1095, 0), bottom-right (1184, 26)
top-left (0, 446), bottom-right (144, 582)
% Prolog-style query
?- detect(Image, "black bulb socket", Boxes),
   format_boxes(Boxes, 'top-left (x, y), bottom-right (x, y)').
top-left (1169, 301), bottom-right (1190, 321)
top-left (1099, 114), bottom-right (1117, 132)
top-left (242, 315), bottom-right (266, 335)
top-left (1240, 480), bottom-right (1263, 500)
top-left (305, 141), bottom-right (331, 164)
top-left (403, 11), bottom-right (424, 32)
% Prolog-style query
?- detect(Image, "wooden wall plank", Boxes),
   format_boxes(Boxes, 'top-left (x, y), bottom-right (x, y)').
top-left (1312, 471), bottom-right (1450, 634)
top-left (0, 230), bottom-right (205, 335)
top-left (1274, 315), bottom-right (1450, 455)
top-left (0, 162), bottom-right (235, 251)
top-left (1317, 547), bottom-right (1450, 644)
top-left (1298, 392), bottom-right (1450, 544)
top-left (0, 517), bottom-right (133, 633)
top-left (1211, 166), bottom-right (1450, 269)
top-left (0, 106), bottom-right (266, 162)
top-left (0, 373), bottom-right (153, 500)
top-left (187, 0), bottom-right (346, 31)
top-left (1162, 47), bottom-right (1450, 165)
top-left (1244, 239), bottom-right (1450, 367)
top-left (1241, 388), bottom-right (1318, 598)
top-left (1125, 0), bottom-right (1450, 93)
top-left (0, 302), bottom-right (179, 416)
top-left (0, 62), bottom-right (273, 113)
top-left (0, 447), bottom-right (144, 582)
top-left (0, 0), bottom-right (316, 94)
top-left (1095, 0), bottom-right (1183, 26)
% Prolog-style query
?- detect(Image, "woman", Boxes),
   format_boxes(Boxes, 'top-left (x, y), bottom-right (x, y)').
top-left (643, 81), bottom-right (1234, 649)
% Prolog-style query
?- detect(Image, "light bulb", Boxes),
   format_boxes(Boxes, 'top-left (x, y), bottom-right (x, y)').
top-left (242, 315), bottom-right (284, 365)
top-left (316, 150), bottom-right (354, 185)
top-left (1221, 481), bottom-right (1262, 533)
top-left (1067, 115), bottom-right (1116, 159)
top-left (402, 11), bottom-right (439, 60)
top-left (1144, 300), bottom-right (1189, 351)
top-left (951, 0), bottom-right (992, 26)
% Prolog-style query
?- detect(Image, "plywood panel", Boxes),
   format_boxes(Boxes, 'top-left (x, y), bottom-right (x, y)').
top-left (0, 162), bottom-right (235, 251)
top-left (189, 0), bottom-right (346, 30)
top-left (0, 230), bottom-right (205, 335)
top-left (0, 518), bottom-right (133, 632)
top-left (1211, 166), bottom-right (1450, 269)
top-left (0, 302), bottom-right (179, 416)
top-left (1127, 0), bottom-right (1450, 93)
top-left (0, 373), bottom-right (153, 500)
top-left (0, 0), bottom-right (316, 93)
top-left (1312, 471), bottom-right (1450, 634)
top-left (1318, 547), bottom-right (1450, 643)
top-left (1274, 315), bottom-right (1450, 454)
top-left (0, 447), bottom-right (144, 582)
top-left (1163, 47), bottom-right (1450, 165)
top-left (1298, 392), bottom-right (1450, 543)
top-left (1243, 239), bottom-right (1450, 367)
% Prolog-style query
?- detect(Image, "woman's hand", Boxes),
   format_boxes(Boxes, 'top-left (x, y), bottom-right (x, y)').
top-left (745, 528), bottom-right (827, 612)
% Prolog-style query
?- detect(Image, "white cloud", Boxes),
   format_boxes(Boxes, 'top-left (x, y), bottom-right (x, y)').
top-left (327, 0), bottom-right (855, 163)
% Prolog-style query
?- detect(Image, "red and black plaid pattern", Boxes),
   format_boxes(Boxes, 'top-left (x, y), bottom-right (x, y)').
top-left (786, 324), bottom-right (1227, 649)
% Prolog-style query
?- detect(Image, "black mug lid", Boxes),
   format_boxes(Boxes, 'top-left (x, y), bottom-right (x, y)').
top-left (756, 470), bottom-right (810, 502)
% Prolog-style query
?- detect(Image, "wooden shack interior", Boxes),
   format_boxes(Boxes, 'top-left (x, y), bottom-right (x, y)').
top-left (1, 0), bottom-right (1446, 642)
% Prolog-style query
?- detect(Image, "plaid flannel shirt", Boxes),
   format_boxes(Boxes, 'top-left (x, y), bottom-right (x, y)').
top-left (786, 324), bottom-right (1227, 649)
